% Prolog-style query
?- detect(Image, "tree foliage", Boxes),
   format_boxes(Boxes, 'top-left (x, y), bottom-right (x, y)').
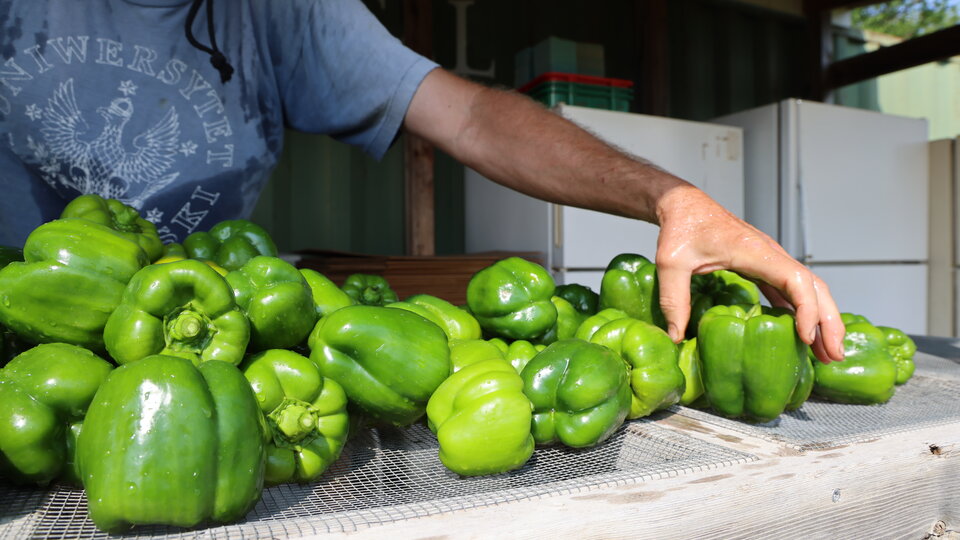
top-left (851, 0), bottom-right (960, 39)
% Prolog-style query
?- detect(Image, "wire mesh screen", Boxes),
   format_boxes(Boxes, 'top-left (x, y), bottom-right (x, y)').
top-left (0, 420), bottom-right (756, 539)
top-left (913, 352), bottom-right (960, 380)
top-left (671, 355), bottom-right (960, 451)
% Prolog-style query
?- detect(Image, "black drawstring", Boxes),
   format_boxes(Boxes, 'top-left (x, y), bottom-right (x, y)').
top-left (185, 0), bottom-right (234, 83)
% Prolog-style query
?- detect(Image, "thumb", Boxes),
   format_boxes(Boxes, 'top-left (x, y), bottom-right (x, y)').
top-left (656, 264), bottom-right (692, 343)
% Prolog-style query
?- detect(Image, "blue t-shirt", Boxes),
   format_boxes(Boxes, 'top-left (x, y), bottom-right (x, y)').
top-left (0, 0), bottom-right (437, 245)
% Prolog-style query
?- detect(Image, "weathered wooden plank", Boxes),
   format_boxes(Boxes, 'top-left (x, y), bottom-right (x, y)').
top-left (328, 416), bottom-right (959, 539)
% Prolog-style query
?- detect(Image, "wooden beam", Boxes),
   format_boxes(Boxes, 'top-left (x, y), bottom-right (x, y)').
top-left (402, 0), bottom-right (436, 256)
top-left (824, 24), bottom-right (960, 91)
top-left (804, 0), bottom-right (879, 11)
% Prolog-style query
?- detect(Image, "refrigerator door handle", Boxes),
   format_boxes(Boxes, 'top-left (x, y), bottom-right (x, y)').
top-left (553, 203), bottom-right (563, 250)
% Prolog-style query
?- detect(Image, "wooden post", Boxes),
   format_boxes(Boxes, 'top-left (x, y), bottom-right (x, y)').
top-left (639, 0), bottom-right (670, 116)
top-left (403, 0), bottom-right (436, 256)
top-left (803, 1), bottom-right (832, 101)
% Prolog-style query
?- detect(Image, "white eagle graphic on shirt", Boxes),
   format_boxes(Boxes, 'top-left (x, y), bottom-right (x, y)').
top-left (39, 78), bottom-right (181, 208)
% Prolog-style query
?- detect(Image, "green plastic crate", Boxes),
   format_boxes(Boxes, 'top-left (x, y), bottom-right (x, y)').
top-left (524, 80), bottom-right (634, 111)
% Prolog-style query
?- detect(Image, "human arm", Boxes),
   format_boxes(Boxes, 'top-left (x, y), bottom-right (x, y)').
top-left (402, 68), bottom-right (844, 363)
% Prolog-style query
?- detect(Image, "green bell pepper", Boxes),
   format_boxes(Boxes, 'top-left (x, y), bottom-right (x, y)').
top-left (183, 219), bottom-right (278, 272)
top-left (226, 256), bottom-right (317, 351)
top-left (554, 283), bottom-right (599, 316)
top-left (688, 270), bottom-right (760, 338)
top-left (535, 295), bottom-right (585, 346)
top-left (520, 339), bottom-right (631, 447)
top-left (812, 320), bottom-right (898, 404)
top-left (449, 338), bottom-right (506, 372)
top-left (308, 305), bottom-right (451, 426)
top-left (574, 308), bottom-right (630, 341)
top-left (60, 194), bottom-right (163, 262)
top-left (504, 339), bottom-right (543, 374)
top-left (78, 355), bottom-right (266, 531)
top-left (466, 257), bottom-right (557, 340)
top-left (161, 242), bottom-right (188, 258)
top-left (341, 273), bottom-right (399, 306)
top-left (697, 304), bottom-right (809, 422)
top-left (300, 269), bottom-right (356, 319)
top-left (677, 338), bottom-right (707, 407)
top-left (598, 253), bottom-right (666, 329)
top-left (788, 355), bottom-right (816, 411)
top-left (0, 343), bottom-right (113, 486)
top-left (103, 259), bottom-right (250, 365)
top-left (581, 316), bottom-right (684, 419)
top-left (427, 358), bottom-right (534, 476)
top-left (241, 349), bottom-right (349, 485)
top-left (387, 294), bottom-right (482, 341)
top-left (877, 325), bottom-right (916, 385)
top-left (841, 312), bottom-right (872, 325)
top-left (0, 219), bottom-right (149, 351)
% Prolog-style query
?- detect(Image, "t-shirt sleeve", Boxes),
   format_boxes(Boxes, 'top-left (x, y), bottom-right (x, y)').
top-left (273, 0), bottom-right (438, 159)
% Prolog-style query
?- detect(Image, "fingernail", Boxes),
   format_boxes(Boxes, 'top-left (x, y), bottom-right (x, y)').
top-left (668, 323), bottom-right (681, 343)
top-left (807, 328), bottom-right (816, 344)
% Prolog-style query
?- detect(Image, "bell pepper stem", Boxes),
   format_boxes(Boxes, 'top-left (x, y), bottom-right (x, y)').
top-left (269, 398), bottom-right (319, 444)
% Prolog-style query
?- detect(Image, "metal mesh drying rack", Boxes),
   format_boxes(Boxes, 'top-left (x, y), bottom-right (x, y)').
top-left (0, 420), bottom-right (756, 539)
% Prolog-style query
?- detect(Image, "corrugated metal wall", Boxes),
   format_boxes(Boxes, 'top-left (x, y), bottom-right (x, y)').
top-left (252, 0), bottom-right (808, 255)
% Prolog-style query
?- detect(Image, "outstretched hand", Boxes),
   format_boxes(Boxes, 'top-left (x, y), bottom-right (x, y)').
top-left (654, 182), bottom-right (845, 364)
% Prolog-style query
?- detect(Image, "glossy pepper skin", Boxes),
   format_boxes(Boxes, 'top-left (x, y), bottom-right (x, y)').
top-left (449, 339), bottom-right (506, 372)
top-left (466, 257), bottom-right (557, 340)
top-left (582, 316), bottom-right (684, 419)
top-left (688, 270), bottom-right (760, 338)
top-left (60, 194), bottom-right (163, 262)
top-left (103, 259), bottom-right (250, 365)
top-left (161, 242), bottom-right (188, 258)
top-left (554, 283), bottom-right (599, 316)
top-left (0, 344), bottom-right (113, 486)
top-left (0, 219), bottom-right (149, 351)
top-left (521, 340), bottom-right (631, 447)
top-left (308, 305), bottom-right (451, 427)
top-left (226, 256), bottom-right (317, 351)
top-left (504, 339), bottom-right (543, 373)
top-left (183, 219), bottom-right (278, 272)
top-left (300, 269), bottom-right (356, 319)
top-left (536, 296), bottom-right (585, 346)
top-left (241, 349), bottom-right (349, 485)
top-left (598, 253), bottom-right (666, 329)
top-left (387, 294), bottom-right (482, 341)
top-left (812, 320), bottom-right (898, 404)
top-left (877, 325), bottom-right (917, 385)
top-left (677, 338), bottom-right (707, 407)
top-left (697, 304), bottom-right (809, 422)
top-left (341, 273), bottom-right (399, 306)
top-left (427, 359), bottom-right (534, 476)
top-left (78, 355), bottom-right (266, 531)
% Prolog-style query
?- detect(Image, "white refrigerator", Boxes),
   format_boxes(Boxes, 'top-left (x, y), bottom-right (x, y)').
top-left (465, 104), bottom-right (745, 293)
top-left (928, 137), bottom-right (959, 337)
top-left (714, 99), bottom-right (929, 335)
